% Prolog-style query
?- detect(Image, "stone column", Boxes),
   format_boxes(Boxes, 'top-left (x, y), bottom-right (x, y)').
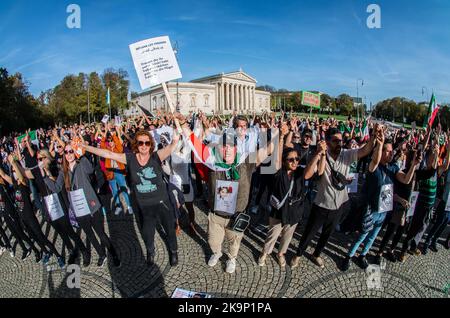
top-left (230, 83), bottom-right (235, 112)
top-left (226, 82), bottom-right (230, 111)
top-left (215, 84), bottom-right (219, 113)
top-left (220, 82), bottom-right (224, 112)
top-left (239, 85), bottom-right (243, 112)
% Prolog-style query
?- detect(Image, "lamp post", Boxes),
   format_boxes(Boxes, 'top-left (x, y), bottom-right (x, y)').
top-left (356, 79), bottom-right (364, 121)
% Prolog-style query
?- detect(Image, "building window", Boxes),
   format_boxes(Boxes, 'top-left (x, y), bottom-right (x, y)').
top-left (160, 96), bottom-right (166, 109)
top-left (190, 93), bottom-right (197, 107)
top-left (152, 97), bottom-right (157, 110)
top-left (204, 94), bottom-right (210, 106)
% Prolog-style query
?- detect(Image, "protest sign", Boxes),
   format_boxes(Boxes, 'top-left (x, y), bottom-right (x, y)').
top-left (114, 115), bottom-right (122, 126)
top-left (302, 91), bottom-right (321, 109)
top-left (129, 36), bottom-right (182, 90)
top-left (171, 288), bottom-right (212, 298)
top-left (101, 115), bottom-right (109, 124)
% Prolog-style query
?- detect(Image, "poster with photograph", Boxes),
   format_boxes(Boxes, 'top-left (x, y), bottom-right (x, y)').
top-left (347, 173), bottom-right (359, 193)
top-left (214, 180), bottom-right (239, 215)
top-left (407, 191), bottom-right (419, 218)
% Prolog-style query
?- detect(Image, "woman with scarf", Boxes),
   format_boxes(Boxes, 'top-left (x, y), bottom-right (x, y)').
top-left (80, 130), bottom-right (180, 267)
top-left (22, 149), bottom-right (91, 266)
top-left (52, 143), bottom-right (121, 267)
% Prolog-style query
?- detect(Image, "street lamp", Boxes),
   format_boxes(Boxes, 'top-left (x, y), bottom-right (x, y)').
top-left (422, 86), bottom-right (429, 102)
top-left (357, 79), bottom-right (364, 120)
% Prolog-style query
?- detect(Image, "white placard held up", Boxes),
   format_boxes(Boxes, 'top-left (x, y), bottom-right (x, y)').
top-left (114, 116), bottom-right (122, 126)
top-left (378, 184), bottom-right (394, 213)
top-left (101, 115), bottom-right (109, 124)
top-left (214, 180), bottom-right (239, 215)
top-left (347, 173), bottom-right (359, 193)
top-left (407, 191), bottom-right (419, 217)
top-left (44, 193), bottom-right (65, 221)
top-left (69, 189), bottom-right (91, 218)
top-left (129, 36), bottom-right (182, 90)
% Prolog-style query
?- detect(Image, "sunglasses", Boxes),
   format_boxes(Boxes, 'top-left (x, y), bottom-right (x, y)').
top-left (57, 145), bottom-right (63, 149)
top-left (64, 149), bottom-right (74, 154)
top-left (286, 157), bottom-right (300, 163)
top-left (138, 141), bottom-right (151, 147)
top-left (38, 157), bottom-right (45, 161)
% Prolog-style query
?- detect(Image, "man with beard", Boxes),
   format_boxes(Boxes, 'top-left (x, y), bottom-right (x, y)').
top-left (291, 126), bottom-right (378, 269)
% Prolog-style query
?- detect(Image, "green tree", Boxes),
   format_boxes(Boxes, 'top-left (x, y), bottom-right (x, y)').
top-left (335, 94), bottom-right (353, 116)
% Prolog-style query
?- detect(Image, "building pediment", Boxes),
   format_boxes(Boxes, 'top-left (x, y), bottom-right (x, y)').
top-left (223, 71), bottom-right (257, 83)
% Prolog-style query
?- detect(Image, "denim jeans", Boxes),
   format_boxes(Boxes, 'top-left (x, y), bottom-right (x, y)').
top-left (348, 211), bottom-right (387, 257)
top-left (109, 172), bottom-right (131, 208)
top-left (425, 201), bottom-right (450, 247)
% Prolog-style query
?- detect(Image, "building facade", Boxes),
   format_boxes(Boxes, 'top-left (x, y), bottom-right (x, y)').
top-left (127, 70), bottom-right (271, 116)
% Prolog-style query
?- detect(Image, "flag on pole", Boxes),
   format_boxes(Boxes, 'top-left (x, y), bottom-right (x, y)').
top-left (106, 87), bottom-right (110, 105)
top-left (424, 93), bottom-right (439, 127)
top-left (362, 116), bottom-right (371, 142)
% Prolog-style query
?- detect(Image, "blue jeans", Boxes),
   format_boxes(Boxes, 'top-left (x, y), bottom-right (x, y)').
top-left (109, 172), bottom-right (131, 209)
top-left (348, 211), bottom-right (387, 257)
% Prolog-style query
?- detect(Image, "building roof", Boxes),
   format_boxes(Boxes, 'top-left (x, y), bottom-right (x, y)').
top-left (190, 70), bottom-right (257, 84)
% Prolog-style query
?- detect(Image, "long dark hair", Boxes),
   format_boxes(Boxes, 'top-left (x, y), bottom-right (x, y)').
top-left (282, 147), bottom-right (299, 170)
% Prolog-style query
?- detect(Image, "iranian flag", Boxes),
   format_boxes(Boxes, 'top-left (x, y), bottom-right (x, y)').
top-left (362, 116), bottom-right (371, 142)
top-left (424, 93), bottom-right (440, 127)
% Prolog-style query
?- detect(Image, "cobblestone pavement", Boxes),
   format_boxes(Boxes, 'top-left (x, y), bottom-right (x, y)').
top-left (0, 198), bottom-right (449, 298)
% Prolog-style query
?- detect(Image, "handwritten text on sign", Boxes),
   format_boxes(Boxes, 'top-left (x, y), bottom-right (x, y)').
top-left (302, 91), bottom-right (321, 109)
top-left (129, 36), bottom-right (182, 90)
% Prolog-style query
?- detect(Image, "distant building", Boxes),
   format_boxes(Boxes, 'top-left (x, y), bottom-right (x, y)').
top-left (126, 70), bottom-right (271, 116)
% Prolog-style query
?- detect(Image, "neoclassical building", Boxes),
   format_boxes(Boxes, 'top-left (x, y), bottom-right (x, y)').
top-left (127, 70), bottom-right (271, 115)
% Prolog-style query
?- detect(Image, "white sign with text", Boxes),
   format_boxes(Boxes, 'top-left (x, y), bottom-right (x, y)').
top-left (129, 36), bottom-right (182, 90)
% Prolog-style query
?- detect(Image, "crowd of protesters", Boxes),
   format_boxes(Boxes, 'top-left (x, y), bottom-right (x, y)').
top-left (0, 109), bottom-right (449, 276)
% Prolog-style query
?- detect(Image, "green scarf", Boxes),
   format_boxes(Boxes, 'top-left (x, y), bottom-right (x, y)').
top-left (212, 147), bottom-right (241, 180)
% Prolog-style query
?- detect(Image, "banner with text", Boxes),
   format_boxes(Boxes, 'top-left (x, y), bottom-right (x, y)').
top-left (302, 91), bottom-right (321, 109)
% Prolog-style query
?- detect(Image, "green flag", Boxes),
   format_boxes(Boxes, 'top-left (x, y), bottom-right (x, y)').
top-left (17, 130), bottom-right (37, 143)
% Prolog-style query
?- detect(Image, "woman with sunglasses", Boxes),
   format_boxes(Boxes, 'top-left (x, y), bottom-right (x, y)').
top-left (53, 144), bottom-right (121, 268)
top-left (80, 130), bottom-right (181, 267)
top-left (258, 139), bottom-right (312, 267)
top-left (22, 149), bottom-right (91, 266)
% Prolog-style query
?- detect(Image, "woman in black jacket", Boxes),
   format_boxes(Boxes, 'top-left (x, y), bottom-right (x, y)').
top-left (52, 144), bottom-right (120, 268)
top-left (258, 147), bottom-right (306, 267)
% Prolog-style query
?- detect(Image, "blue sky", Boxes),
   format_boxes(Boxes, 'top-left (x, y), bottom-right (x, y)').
top-left (1, 0), bottom-right (449, 105)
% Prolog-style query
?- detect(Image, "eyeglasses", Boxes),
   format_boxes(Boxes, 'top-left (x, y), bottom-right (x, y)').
top-left (64, 150), bottom-right (74, 154)
top-left (138, 141), bottom-right (151, 147)
top-left (286, 157), bottom-right (300, 163)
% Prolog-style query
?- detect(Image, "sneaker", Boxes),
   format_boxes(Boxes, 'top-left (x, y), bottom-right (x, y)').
top-left (127, 206), bottom-right (134, 215)
top-left (68, 250), bottom-right (78, 265)
top-left (258, 253), bottom-right (268, 266)
top-left (21, 249), bottom-right (31, 260)
top-left (42, 253), bottom-right (51, 265)
top-left (225, 258), bottom-right (236, 274)
top-left (429, 243), bottom-right (438, 253)
top-left (97, 255), bottom-right (107, 267)
top-left (341, 256), bottom-right (351, 272)
top-left (114, 206), bottom-right (123, 216)
top-left (57, 257), bottom-right (65, 269)
top-left (146, 253), bottom-right (154, 266)
top-left (385, 251), bottom-right (397, 263)
top-left (358, 255), bottom-right (369, 270)
top-left (169, 251), bottom-right (178, 267)
top-left (312, 256), bottom-right (325, 268)
top-left (207, 252), bottom-right (223, 267)
top-left (277, 254), bottom-right (287, 267)
top-left (290, 256), bottom-right (301, 269)
top-left (374, 255), bottom-right (382, 265)
top-left (8, 248), bottom-right (15, 258)
top-left (413, 248), bottom-right (422, 256)
top-left (35, 251), bottom-right (43, 263)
